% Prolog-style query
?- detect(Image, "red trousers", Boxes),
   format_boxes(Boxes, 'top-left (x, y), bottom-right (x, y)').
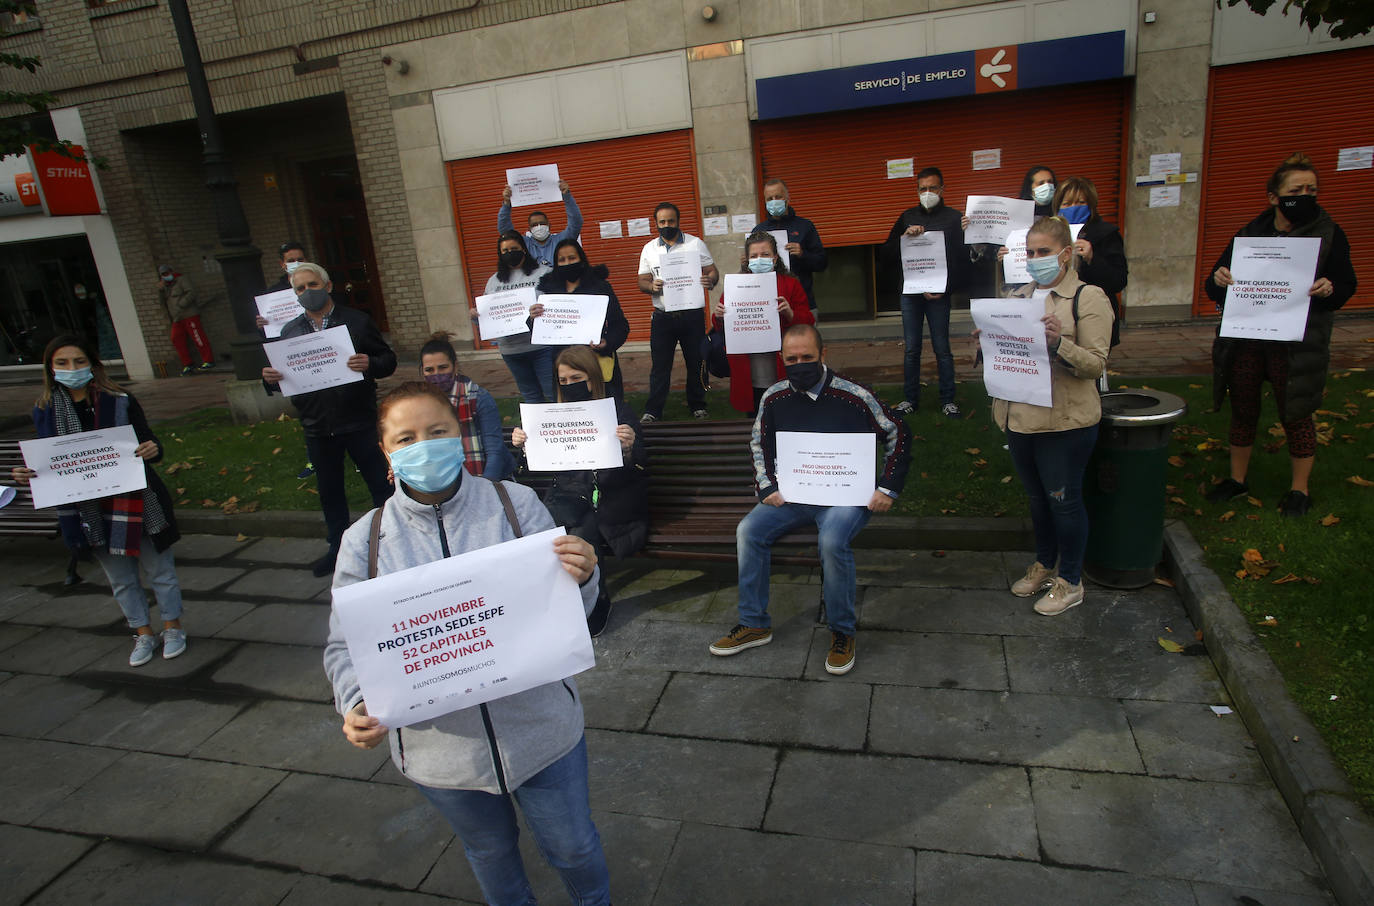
top-left (169, 315), bottom-right (213, 367)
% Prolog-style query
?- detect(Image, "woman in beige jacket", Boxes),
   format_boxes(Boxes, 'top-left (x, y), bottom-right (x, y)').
top-left (991, 216), bottom-right (1113, 616)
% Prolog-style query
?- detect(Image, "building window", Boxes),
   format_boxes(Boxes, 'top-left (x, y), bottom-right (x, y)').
top-left (1, 4), bottom-right (41, 34)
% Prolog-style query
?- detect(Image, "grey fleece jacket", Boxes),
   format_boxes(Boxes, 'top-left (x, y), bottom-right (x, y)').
top-left (324, 474), bottom-right (599, 793)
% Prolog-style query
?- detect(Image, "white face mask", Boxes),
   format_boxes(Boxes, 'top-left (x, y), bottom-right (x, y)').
top-left (530, 224), bottom-right (551, 242)
top-left (1032, 182), bottom-right (1055, 205)
top-left (284, 261), bottom-right (302, 274)
top-left (919, 191), bottom-right (941, 211)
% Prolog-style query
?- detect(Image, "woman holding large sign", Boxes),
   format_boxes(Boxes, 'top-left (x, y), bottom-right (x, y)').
top-left (710, 231), bottom-right (815, 416)
top-left (987, 218), bottom-right (1113, 616)
top-left (1204, 153), bottom-right (1357, 517)
top-left (476, 230), bottom-right (554, 403)
top-left (10, 336), bottom-right (187, 667)
top-left (511, 345), bottom-right (648, 637)
top-left (532, 240), bottom-right (631, 400)
top-left (326, 382), bottom-right (610, 906)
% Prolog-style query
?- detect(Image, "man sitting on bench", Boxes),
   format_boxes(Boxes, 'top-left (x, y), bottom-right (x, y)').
top-left (708, 324), bottom-right (911, 675)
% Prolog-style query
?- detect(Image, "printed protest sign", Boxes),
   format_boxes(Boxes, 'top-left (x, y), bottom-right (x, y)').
top-left (900, 231), bottom-right (947, 294)
top-left (660, 248), bottom-right (704, 312)
top-left (971, 297), bottom-right (1053, 407)
top-left (519, 397), bottom-right (622, 471)
top-left (530, 294), bottom-right (608, 346)
top-left (775, 431), bottom-right (876, 507)
top-left (264, 326), bottom-right (364, 396)
top-left (21, 425), bottom-right (146, 509)
top-left (254, 289), bottom-right (299, 339)
top-left (1220, 237), bottom-right (1320, 342)
top-left (723, 273), bottom-right (781, 354)
top-left (476, 286), bottom-right (536, 340)
top-left (505, 164), bottom-right (561, 206)
top-left (964, 195), bottom-right (1035, 245)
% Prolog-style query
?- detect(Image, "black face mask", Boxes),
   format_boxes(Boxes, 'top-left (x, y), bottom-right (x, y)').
top-left (554, 261), bottom-right (586, 283)
top-left (1277, 194), bottom-right (1318, 226)
top-left (658, 226), bottom-right (680, 242)
top-left (560, 380), bottom-right (593, 402)
top-left (500, 249), bottom-right (525, 268)
top-left (784, 361), bottom-right (824, 392)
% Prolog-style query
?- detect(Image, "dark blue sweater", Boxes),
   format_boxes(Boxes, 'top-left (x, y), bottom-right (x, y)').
top-left (751, 368), bottom-right (912, 502)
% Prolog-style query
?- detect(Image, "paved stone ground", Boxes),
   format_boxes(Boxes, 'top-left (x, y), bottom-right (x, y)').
top-left (0, 533), bottom-right (1339, 905)
top-left (3, 316), bottom-right (1369, 426)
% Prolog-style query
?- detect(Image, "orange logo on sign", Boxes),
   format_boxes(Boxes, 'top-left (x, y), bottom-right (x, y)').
top-left (15, 172), bottom-right (40, 206)
top-left (975, 46), bottom-right (1017, 93)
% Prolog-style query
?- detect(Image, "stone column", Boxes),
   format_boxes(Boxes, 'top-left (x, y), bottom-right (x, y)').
top-left (1125, 0), bottom-right (1215, 321)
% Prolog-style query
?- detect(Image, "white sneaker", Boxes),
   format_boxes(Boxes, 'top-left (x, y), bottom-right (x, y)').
top-left (129, 633), bottom-right (160, 667)
top-left (1034, 577), bottom-right (1084, 616)
top-left (162, 628), bottom-right (187, 660)
top-left (1011, 562), bottom-right (1057, 597)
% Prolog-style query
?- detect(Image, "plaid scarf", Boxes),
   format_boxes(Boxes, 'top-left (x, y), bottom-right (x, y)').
top-left (447, 376), bottom-right (486, 477)
top-left (49, 387), bottom-right (169, 558)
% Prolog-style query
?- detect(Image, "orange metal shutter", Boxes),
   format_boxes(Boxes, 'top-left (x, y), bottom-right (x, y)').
top-left (446, 129), bottom-right (703, 349)
top-left (1193, 47), bottom-right (1373, 315)
top-left (752, 81), bottom-right (1130, 247)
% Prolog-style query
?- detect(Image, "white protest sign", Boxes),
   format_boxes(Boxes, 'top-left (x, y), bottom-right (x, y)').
top-left (972, 297), bottom-right (1053, 408)
top-left (1002, 228), bottom-right (1031, 284)
top-left (254, 289), bottom-right (299, 339)
top-left (530, 294), bottom-right (608, 346)
top-left (775, 431), bottom-right (876, 507)
top-left (519, 397), bottom-right (622, 471)
top-left (598, 220), bottom-right (622, 239)
top-left (660, 248), bottom-right (704, 312)
top-left (768, 229), bottom-right (791, 270)
top-left (626, 217), bottom-right (651, 237)
top-left (331, 527), bottom-right (594, 729)
top-left (21, 425), bottom-right (147, 509)
top-left (900, 231), bottom-right (947, 294)
top-left (1220, 237), bottom-right (1321, 343)
top-left (264, 326), bottom-right (364, 396)
top-left (505, 164), bottom-right (562, 206)
top-left (964, 195), bottom-right (1035, 245)
top-left (723, 272), bottom-right (781, 354)
top-left (476, 285), bottom-right (536, 340)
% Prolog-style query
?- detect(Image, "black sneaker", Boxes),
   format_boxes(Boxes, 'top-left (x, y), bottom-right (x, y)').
top-left (197, 361), bottom-right (215, 371)
top-left (296, 463), bottom-right (316, 479)
top-left (1205, 478), bottom-right (1249, 502)
top-left (311, 550), bottom-right (338, 577)
top-left (180, 365), bottom-right (194, 377)
top-left (1279, 490), bottom-right (1312, 518)
top-left (587, 591), bottom-right (612, 638)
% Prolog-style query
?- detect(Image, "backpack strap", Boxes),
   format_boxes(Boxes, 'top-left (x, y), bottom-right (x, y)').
top-left (1071, 283), bottom-right (1085, 329)
top-left (490, 479), bottom-right (523, 538)
top-left (367, 503), bottom-right (385, 579)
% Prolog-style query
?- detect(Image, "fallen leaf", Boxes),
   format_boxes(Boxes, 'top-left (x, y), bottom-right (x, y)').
top-left (1258, 615), bottom-right (1278, 626)
top-left (1320, 513), bottom-right (1340, 526)
top-left (201, 498), bottom-right (217, 508)
top-left (271, 447), bottom-right (282, 455)
top-left (235, 533), bottom-right (249, 542)
top-left (1219, 510), bottom-right (1235, 522)
top-left (1158, 637), bottom-right (1184, 652)
top-left (175, 487), bottom-right (186, 495)
top-left (241, 430), bottom-right (252, 437)
top-left (1000, 475), bottom-right (1013, 483)
top-left (963, 447), bottom-right (981, 455)
top-left (1246, 496), bottom-right (1262, 507)
top-left (1246, 514), bottom-right (1261, 521)
top-left (1195, 629), bottom-right (1204, 642)
top-left (972, 458), bottom-right (988, 468)
top-left (1152, 576), bottom-right (1175, 588)
top-left (217, 467), bottom-right (228, 476)
top-left (1188, 383), bottom-right (1203, 389)
top-left (1167, 456), bottom-right (1185, 467)
top-left (1169, 496), bottom-right (1188, 506)
top-left (1345, 475), bottom-right (1374, 487)
top-left (241, 500), bottom-right (260, 513)
top-left (177, 499), bottom-right (189, 506)
top-left (1272, 573), bottom-right (1301, 585)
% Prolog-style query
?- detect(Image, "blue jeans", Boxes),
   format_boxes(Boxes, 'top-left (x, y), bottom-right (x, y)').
top-left (94, 540), bottom-right (183, 629)
top-left (415, 736), bottom-right (609, 906)
top-left (899, 293), bottom-right (955, 407)
top-left (1006, 425), bottom-right (1098, 585)
top-left (736, 502), bottom-right (871, 636)
top-left (503, 347), bottom-right (556, 404)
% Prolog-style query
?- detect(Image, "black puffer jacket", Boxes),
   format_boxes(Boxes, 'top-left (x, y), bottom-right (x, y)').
top-left (266, 304), bottom-right (397, 436)
top-left (1205, 206), bottom-right (1357, 422)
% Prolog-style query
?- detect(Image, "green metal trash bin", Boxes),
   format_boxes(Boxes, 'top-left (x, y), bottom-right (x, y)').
top-left (1083, 389), bottom-right (1188, 589)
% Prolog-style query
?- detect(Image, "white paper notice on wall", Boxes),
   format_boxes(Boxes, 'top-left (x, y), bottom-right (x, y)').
top-left (703, 216), bottom-right (728, 237)
top-left (887, 158), bottom-right (914, 179)
top-left (1149, 152), bottom-right (1182, 177)
top-left (598, 220), bottom-right (623, 239)
top-left (626, 217), bottom-right (652, 237)
top-left (1336, 146), bottom-right (1374, 171)
top-left (1148, 186), bottom-right (1181, 208)
top-left (972, 149), bottom-right (1002, 171)
top-left (731, 214), bottom-right (756, 234)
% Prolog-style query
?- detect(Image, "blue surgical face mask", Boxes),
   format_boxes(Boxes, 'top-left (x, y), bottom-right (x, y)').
top-left (1058, 204), bottom-right (1091, 224)
top-left (1026, 253), bottom-right (1065, 286)
top-left (747, 257), bottom-right (775, 274)
top-left (765, 199), bottom-right (787, 217)
top-left (387, 437), bottom-right (464, 494)
top-left (53, 367), bottom-right (94, 390)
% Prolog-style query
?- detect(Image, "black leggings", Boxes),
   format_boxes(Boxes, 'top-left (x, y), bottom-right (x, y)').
top-left (1227, 341), bottom-right (1317, 458)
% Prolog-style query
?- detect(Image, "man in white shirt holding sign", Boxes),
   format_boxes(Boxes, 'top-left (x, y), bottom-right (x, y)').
top-left (261, 263), bottom-right (397, 576)
top-left (637, 202), bottom-right (719, 422)
top-left (709, 325), bottom-right (911, 676)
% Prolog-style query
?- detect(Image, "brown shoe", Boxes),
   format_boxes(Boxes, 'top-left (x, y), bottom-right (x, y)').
top-left (824, 631), bottom-right (856, 675)
top-left (709, 624), bottom-right (772, 656)
top-left (1011, 561), bottom-right (1056, 597)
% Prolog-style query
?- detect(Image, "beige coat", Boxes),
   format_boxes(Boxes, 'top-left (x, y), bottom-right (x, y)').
top-left (991, 271), bottom-right (1112, 434)
top-left (158, 275), bottom-right (201, 322)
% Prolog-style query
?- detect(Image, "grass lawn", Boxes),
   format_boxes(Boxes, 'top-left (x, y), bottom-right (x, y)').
top-left (155, 370), bottom-right (1373, 808)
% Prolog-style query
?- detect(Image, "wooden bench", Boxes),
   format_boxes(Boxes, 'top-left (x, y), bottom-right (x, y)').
top-left (0, 439), bottom-right (83, 584)
top-left (506, 418), bottom-right (822, 567)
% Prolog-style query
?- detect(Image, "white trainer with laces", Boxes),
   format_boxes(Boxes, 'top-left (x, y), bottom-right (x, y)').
top-left (1034, 577), bottom-right (1084, 616)
top-left (162, 628), bottom-right (187, 660)
top-left (129, 633), bottom-right (159, 667)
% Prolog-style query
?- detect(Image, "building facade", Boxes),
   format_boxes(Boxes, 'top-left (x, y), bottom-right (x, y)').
top-left (1, 0), bottom-right (1369, 380)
